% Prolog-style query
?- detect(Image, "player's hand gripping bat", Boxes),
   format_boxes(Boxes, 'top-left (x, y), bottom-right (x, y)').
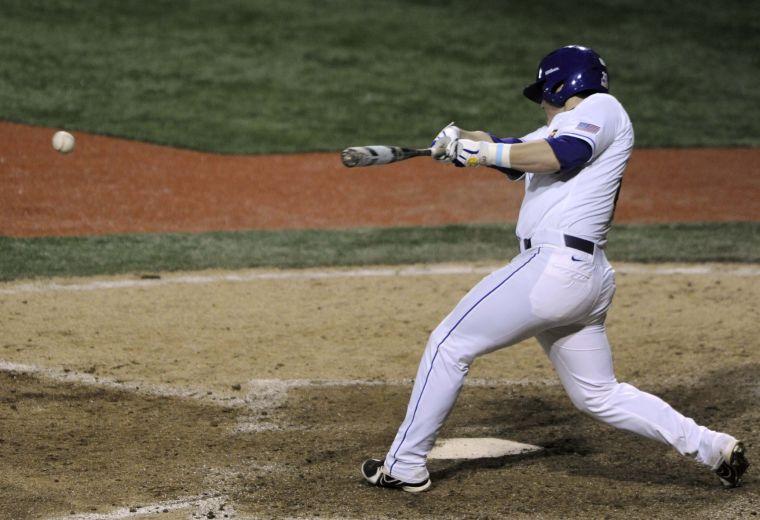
top-left (340, 146), bottom-right (433, 167)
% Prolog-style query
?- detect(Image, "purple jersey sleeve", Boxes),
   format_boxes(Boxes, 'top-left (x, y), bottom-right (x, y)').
top-left (488, 134), bottom-right (523, 145)
top-left (545, 135), bottom-right (593, 171)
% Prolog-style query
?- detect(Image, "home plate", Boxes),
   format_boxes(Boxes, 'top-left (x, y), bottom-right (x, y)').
top-left (428, 438), bottom-right (542, 460)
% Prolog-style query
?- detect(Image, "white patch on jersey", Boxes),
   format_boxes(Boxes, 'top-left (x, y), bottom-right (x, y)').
top-left (575, 122), bottom-right (601, 134)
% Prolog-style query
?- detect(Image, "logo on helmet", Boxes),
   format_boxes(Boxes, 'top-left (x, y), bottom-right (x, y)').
top-left (601, 71), bottom-right (609, 89)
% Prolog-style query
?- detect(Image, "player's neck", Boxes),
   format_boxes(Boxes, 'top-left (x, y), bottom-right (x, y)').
top-left (544, 96), bottom-right (585, 125)
top-left (564, 96), bottom-right (585, 111)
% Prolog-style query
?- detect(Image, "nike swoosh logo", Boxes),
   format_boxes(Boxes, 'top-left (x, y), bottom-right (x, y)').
top-left (571, 256), bottom-right (583, 262)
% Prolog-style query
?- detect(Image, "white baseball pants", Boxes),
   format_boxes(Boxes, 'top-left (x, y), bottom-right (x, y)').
top-left (384, 240), bottom-right (735, 483)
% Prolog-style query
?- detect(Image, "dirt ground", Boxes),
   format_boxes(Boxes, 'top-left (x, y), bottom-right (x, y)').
top-left (1, 121), bottom-right (759, 237)
top-left (1, 264), bottom-right (759, 519)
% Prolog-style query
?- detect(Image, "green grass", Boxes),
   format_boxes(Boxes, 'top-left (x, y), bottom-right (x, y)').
top-left (1, 223), bottom-right (757, 281)
top-left (1, 1), bottom-right (758, 152)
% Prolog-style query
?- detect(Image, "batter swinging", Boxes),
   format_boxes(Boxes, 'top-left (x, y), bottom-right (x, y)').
top-left (362, 45), bottom-right (749, 492)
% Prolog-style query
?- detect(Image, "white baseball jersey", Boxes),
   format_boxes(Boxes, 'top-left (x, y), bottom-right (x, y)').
top-left (514, 93), bottom-right (634, 247)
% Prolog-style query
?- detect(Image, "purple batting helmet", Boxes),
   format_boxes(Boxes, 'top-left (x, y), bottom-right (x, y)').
top-left (523, 45), bottom-right (609, 106)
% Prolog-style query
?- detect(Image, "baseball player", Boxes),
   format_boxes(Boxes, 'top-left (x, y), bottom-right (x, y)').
top-left (362, 45), bottom-right (749, 492)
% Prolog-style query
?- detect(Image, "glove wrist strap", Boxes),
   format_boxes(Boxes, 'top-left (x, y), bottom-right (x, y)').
top-left (479, 142), bottom-right (512, 168)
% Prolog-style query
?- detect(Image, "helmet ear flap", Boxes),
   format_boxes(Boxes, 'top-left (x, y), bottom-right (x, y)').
top-left (540, 79), bottom-right (566, 107)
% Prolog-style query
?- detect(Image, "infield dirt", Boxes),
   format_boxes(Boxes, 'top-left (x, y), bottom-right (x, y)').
top-left (1, 264), bottom-right (758, 518)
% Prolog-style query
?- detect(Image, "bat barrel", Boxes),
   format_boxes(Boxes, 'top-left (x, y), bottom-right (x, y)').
top-left (340, 146), bottom-right (430, 167)
top-left (341, 146), bottom-right (397, 167)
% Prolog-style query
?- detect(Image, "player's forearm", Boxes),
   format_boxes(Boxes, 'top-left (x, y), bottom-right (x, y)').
top-left (459, 130), bottom-right (558, 170)
top-left (447, 136), bottom-right (561, 173)
top-left (507, 140), bottom-right (560, 173)
top-left (457, 138), bottom-right (561, 173)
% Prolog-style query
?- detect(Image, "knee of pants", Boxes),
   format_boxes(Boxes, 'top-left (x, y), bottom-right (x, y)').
top-left (566, 381), bottom-right (620, 418)
top-left (425, 329), bottom-right (474, 373)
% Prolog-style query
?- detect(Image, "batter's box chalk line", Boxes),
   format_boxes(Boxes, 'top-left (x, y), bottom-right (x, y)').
top-left (0, 360), bottom-right (248, 408)
top-left (45, 494), bottom-right (232, 520)
top-left (0, 363), bottom-right (410, 433)
top-left (2, 263), bottom-right (757, 295)
top-left (0, 361), bottom-right (560, 435)
top-left (232, 377), bottom-right (559, 433)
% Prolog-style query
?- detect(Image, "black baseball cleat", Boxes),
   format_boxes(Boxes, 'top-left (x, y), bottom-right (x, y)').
top-left (714, 441), bottom-right (750, 488)
top-left (361, 458), bottom-right (431, 493)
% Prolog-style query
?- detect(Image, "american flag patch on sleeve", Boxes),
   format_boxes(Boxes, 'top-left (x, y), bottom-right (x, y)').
top-left (576, 122), bottom-right (601, 134)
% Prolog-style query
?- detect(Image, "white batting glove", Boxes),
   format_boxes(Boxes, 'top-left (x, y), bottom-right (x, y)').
top-left (430, 123), bottom-right (460, 162)
top-left (445, 138), bottom-right (487, 167)
top-left (445, 139), bottom-right (513, 168)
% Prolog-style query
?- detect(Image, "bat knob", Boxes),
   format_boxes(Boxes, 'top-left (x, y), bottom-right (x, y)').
top-left (340, 148), bottom-right (362, 168)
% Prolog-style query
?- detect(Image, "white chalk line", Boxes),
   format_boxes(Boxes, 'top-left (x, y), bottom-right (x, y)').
top-left (0, 265), bottom-right (488, 295)
top-left (46, 494), bottom-right (228, 520)
top-left (0, 359), bottom-right (555, 401)
top-left (0, 359), bottom-right (723, 434)
top-left (615, 264), bottom-right (760, 276)
top-left (1, 263), bottom-right (758, 295)
top-left (0, 360), bottom-right (560, 433)
top-left (5, 357), bottom-right (726, 436)
top-left (46, 490), bottom-right (388, 520)
top-left (0, 360), bottom-right (248, 408)
top-left (232, 375), bottom-right (559, 433)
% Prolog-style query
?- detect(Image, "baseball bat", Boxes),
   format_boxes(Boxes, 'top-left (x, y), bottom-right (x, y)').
top-left (340, 146), bottom-right (432, 167)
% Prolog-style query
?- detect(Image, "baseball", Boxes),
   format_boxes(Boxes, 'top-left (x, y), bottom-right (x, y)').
top-left (52, 131), bottom-right (75, 154)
